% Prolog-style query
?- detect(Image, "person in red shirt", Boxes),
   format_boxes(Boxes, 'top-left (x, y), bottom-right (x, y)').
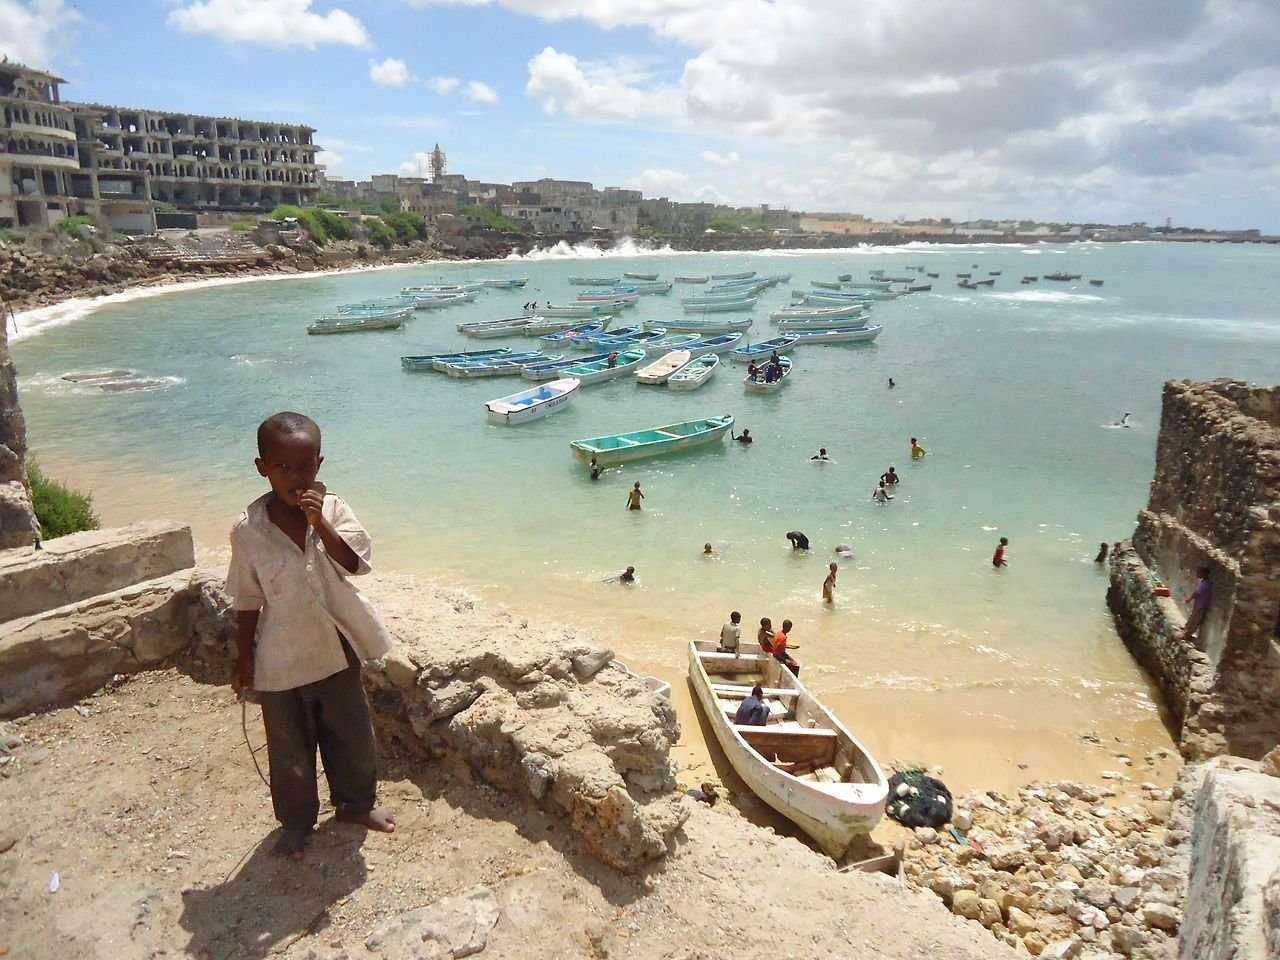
top-left (992, 537), bottom-right (1009, 568)
top-left (770, 618), bottom-right (801, 677)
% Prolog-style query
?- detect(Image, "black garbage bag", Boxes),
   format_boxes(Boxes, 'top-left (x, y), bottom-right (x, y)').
top-left (886, 769), bottom-right (953, 828)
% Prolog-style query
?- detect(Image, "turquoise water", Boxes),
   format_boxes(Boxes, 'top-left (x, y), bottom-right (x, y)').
top-left (15, 242), bottom-right (1280, 787)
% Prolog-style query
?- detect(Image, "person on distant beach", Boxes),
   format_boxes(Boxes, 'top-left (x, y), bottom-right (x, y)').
top-left (872, 480), bottom-right (894, 503)
top-left (992, 536), bottom-right (1009, 568)
top-left (589, 456), bottom-right (601, 481)
top-left (626, 482), bottom-right (644, 511)
top-left (888, 377), bottom-right (895, 388)
top-left (757, 617), bottom-right (775, 654)
top-left (880, 466), bottom-right (899, 486)
top-left (733, 684), bottom-right (769, 726)
top-left (227, 411), bottom-right (397, 861)
top-left (1183, 566), bottom-right (1211, 647)
top-left (1095, 542), bottom-right (1109, 563)
top-left (823, 562), bottom-right (838, 604)
top-left (811, 448), bottom-right (831, 461)
top-left (732, 428), bottom-right (753, 444)
top-left (911, 437), bottom-right (927, 460)
top-left (770, 619), bottom-right (800, 677)
top-left (719, 611), bottom-right (742, 654)
top-left (786, 531), bottom-right (810, 551)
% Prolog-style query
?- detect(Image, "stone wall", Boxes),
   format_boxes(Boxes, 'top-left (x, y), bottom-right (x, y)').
top-left (1108, 379), bottom-right (1280, 760)
top-left (0, 311), bottom-right (38, 549)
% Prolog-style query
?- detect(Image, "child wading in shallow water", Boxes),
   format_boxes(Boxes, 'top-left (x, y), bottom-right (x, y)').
top-left (227, 411), bottom-right (397, 860)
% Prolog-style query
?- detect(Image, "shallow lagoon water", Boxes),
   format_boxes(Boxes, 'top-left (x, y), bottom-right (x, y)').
top-left (16, 241), bottom-right (1280, 790)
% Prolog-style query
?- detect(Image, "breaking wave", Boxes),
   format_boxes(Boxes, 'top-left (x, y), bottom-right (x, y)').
top-left (989, 290), bottom-right (1107, 304)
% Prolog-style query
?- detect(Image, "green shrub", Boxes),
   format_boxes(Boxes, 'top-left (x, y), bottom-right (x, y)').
top-left (154, 201), bottom-right (177, 213)
top-left (0, 227), bottom-right (14, 244)
top-left (380, 211), bottom-right (428, 243)
top-left (461, 204), bottom-right (523, 233)
top-left (268, 204), bottom-right (352, 245)
top-left (364, 217), bottom-right (396, 249)
top-left (28, 462), bottom-right (99, 539)
top-left (55, 214), bottom-right (95, 238)
top-left (228, 220), bottom-right (255, 233)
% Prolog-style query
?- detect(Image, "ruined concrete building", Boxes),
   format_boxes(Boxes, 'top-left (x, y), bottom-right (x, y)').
top-left (2, 61), bottom-right (321, 233)
top-left (1108, 379), bottom-right (1280, 760)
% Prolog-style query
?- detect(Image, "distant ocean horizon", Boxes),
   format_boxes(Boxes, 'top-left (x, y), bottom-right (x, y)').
top-left (15, 240), bottom-right (1280, 790)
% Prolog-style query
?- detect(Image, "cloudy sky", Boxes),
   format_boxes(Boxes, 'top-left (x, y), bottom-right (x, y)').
top-left (3, 0), bottom-right (1279, 229)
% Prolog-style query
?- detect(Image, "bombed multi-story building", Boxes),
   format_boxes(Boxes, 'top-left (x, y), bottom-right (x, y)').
top-left (1, 60), bottom-right (321, 233)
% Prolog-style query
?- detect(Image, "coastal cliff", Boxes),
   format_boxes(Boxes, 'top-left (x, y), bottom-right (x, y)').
top-left (0, 313), bottom-right (38, 549)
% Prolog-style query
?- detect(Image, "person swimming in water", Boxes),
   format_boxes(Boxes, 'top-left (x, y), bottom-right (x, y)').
top-left (888, 377), bottom-right (895, 388)
top-left (911, 437), bottom-right (927, 460)
top-left (1114, 412), bottom-right (1132, 428)
top-left (1095, 542), bottom-right (1109, 563)
top-left (618, 566), bottom-right (636, 583)
top-left (732, 428), bottom-right (753, 444)
top-left (589, 456), bottom-right (601, 480)
top-left (626, 482), bottom-right (645, 511)
top-left (811, 448), bottom-right (831, 461)
top-left (703, 542), bottom-right (714, 556)
top-left (872, 480), bottom-right (894, 503)
top-left (786, 531), bottom-right (810, 551)
top-left (880, 466), bottom-right (899, 486)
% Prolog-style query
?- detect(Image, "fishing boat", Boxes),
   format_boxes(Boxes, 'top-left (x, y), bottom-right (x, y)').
top-left (685, 297), bottom-right (758, 314)
top-left (906, 284), bottom-right (932, 293)
top-left (687, 641), bottom-right (887, 857)
top-left (623, 280), bottom-right (673, 294)
top-left (523, 315), bottom-right (613, 336)
top-left (307, 309), bottom-right (409, 335)
top-left (1089, 279), bottom-right (1105, 286)
top-left (1022, 275), bottom-right (1039, 282)
top-left (656, 316), bottom-right (754, 334)
top-left (793, 294), bottom-right (874, 308)
top-left (474, 277), bottom-right (529, 289)
top-left (560, 348), bottom-right (647, 384)
top-left (570, 414), bottom-right (734, 465)
top-left (711, 271), bottom-right (756, 280)
top-left (586, 328), bottom-right (667, 351)
top-left (667, 353), bottom-right (719, 391)
top-left (567, 276), bottom-right (621, 285)
top-left (730, 337), bottom-right (799, 362)
top-left (958, 281), bottom-right (979, 290)
top-left (521, 352), bottom-right (611, 380)
top-left (989, 271), bottom-right (1002, 276)
top-left (402, 282), bottom-right (485, 294)
top-left (623, 272), bottom-right (659, 281)
top-left (458, 316), bottom-right (538, 339)
top-left (484, 377), bottom-right (580, 426)
top-left (645, 333), bottom-right (701, 350)
top-left (675, 275), bottom-right (709, 283)
top-left (836, 273), bottom-right (852, 282)
top-left (400, 349), bottom-right (510, 372)
top-left (1045, 272), bottom-right (1080, 281)
top-left (337, 296), bottom-right (411, 313)
top-left (784, 325), bottom-right (882, 345)
top-left (405, 291), bottom-right (478, 309)
top-left (635, 350), bottom-right (692, 384)
top-left (682, 332), bottom-right (744, 356)
top-left (445, 352), bottom-right (558, 378)
top-left (538, 302), bottom-right (615, 318)
top-left (571, 324), bottom-right (643, 349)
top-left (973, 278), bottom-right (995, 287)
top-left (844, 280), bottom-right (891, 289)
top-left (956, 272), bottom-right (972, 279)
top-left (811, 280), bottom-right (844, 290)
top-left (537, 320), bottom-right (610, 345)
top-left (925, 272), bottom-right (940, 279)
top-left (743, 356), bottom-right (792, 393)
top-left (776, 314), bottom-right (870, 331)
top-left (771, 303), bottom-right (867, 322)
top-left (577, 292), bottom-right (640, 305)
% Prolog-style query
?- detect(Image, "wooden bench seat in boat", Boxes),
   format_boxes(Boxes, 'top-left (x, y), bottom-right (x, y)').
top-left (697, 652), bottom-right (768, 675)
top-left (734, 725), bottom-right (839, 765)
top-left (711, 683), bottom-right (799, 700)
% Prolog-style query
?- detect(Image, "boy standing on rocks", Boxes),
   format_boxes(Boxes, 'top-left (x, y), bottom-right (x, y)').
top-left (227, 411), bottom-right (396, 859)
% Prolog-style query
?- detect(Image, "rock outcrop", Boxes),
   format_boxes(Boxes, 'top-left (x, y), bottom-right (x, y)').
top-left (1107, 379), bottom-right (1280, 760)
top-left (0, 311), bottom-right (37, 549)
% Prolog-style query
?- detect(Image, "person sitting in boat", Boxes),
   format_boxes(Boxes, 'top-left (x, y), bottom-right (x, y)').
top-left (872, 480), bottom-right (894, 504)
top-left (733, 685), bottom-right (769, 726)
top-left (811, 448), bottom-right (830, 461)
top-left (606, 351), bottom-right (618, 369)
top-left (757, 617), bottom-right (775, 654)
top-left (770, 619), bottom-right (801, 677)
top-left (786, 531), bottom-right (810, 551)
top-left (769, 350), bottom-right (781, 366)
top-left (732, 428), bottom-right (753, 444)
top-left (763, 362), bottom-right (781, 383)
top-left (719, 611), bottom-right (742, 654)
top-left (746, 361), bottom-right (760, 379)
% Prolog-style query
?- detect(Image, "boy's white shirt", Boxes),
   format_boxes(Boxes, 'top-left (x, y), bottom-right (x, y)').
top-left (226, 492), bottom-right (392, 691)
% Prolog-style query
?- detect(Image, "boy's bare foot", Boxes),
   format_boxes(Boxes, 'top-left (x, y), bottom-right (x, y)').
top-left (272, 828), bottom-right (311, 860)
top-left (335, 806), bottom-right (397, 833)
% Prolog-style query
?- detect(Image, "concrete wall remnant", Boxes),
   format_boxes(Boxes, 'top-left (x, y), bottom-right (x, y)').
top-left (1108, 379), bottom-right (1280, 760)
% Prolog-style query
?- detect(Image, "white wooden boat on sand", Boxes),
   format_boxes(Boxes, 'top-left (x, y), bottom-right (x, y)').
top-left (687, 641), bottom-right (887, 857)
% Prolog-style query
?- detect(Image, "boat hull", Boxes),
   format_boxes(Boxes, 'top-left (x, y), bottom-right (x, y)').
top-left (687, 642), bottom-right (886, 858)
top-left (485, 378), bottom-right (580, 425)
top-left (667, 354), bottom-right (718, 391)
top-left (658, 317), bottom-right (753, 334)
top-left (744, 357), bottom-right (792, 393)
top-left (730, 337), bottom-right (799, 362)
top-left (785, 325), bottom-right (882, 344)
top-left (571, 415), bottom-right (734, 465)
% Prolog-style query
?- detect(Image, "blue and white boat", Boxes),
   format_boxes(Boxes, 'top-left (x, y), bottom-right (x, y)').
top-left (667, 353), bottom-right (719, 391)
top-left (523, 315), bottom-right (613, 336)
top-left (485, 377), bottom-right (580, 425)
top-left (652, 316), bottom-right (753, 333)
top-left (711, 271), bottom-right (756, 280)
top-left (621, 280), bottom-right (673, 294)
top-left (538, 302), bottom-right (615, 318)
top-left (570, 414), bottom-right (735, 465)
top-left (309, 304), bottom-right (411, 334)
top-left (521, 352), bottom-right (611, 381)
top-left (445, 352), bottom-right (559, 378)
top-left (537, 320), bottom-right (610, 344)
top-left (474, 277), bottom-right (529, 289)
top-left (584, 328), bottom-right (668, 350)
top-left (685, 297), bottom-right (758, 314)
top-left (682, 332), bottom-right (745, 356)
top-left (571, 324), bottom-right (643, 349)
top-left (744, 356), bottom-right (793, 394)
top-left (770, 303), bottom-right (867, 322)
top-left (458, 315), bottom-right (538, 339)
top-left (402, 282), bottom-right (485, 294)
top-left (730, 337), bottom-right (799, 363)
top-left (776, 314), bottom-right (870, 331)
top-left (560, 348), bottom-right (648, 384)
top-left (400, 349), bottom-right (511, 372)
top-left (568, 276), bottom-right (621, 285)
top-left (783, 325), bottom-right (882, 344)
top-left (577, 292), bottom-right (640, 305)
top-left (404, 291), bottom-right (478, 309)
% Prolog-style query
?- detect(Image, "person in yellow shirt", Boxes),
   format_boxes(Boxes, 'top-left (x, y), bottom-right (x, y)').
top-left (910, 436), bottom-right (927, 460)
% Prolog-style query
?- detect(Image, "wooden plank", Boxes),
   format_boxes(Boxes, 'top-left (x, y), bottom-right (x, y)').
top-left (736, 725), bottom-right (838, 764)
top-left (712, 684), bottom-right (799, 700)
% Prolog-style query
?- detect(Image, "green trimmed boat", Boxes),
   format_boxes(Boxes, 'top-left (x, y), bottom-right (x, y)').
top-left (570, 414), bottom-right (735, 465)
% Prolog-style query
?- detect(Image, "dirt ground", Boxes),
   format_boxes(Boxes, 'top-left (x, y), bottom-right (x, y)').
top-left (0, 668), bottom-right (1014, 960)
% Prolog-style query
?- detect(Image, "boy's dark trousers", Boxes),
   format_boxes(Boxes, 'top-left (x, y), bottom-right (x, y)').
top-left (259, 640), bottom-right (378, 830)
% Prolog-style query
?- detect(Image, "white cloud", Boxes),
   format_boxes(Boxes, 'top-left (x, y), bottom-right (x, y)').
top-left (463, 80), bottom-right (499, 105)
top-left (699, 150), bottom-right (740, 167)
top-left (525, 47), bottom-right (675, 120)
top-left (319, 136), bottom-right (373, 154)
top-left (369, 57), bottom-right (412, 88)
top-left (428, 76), bottom-right (460, 95)
top-left (167, 0), bottom-right (370, 49)
top-left (316, 148), bottom-right (343, 169)
top-left (0, 0), bottom-right (81, 67)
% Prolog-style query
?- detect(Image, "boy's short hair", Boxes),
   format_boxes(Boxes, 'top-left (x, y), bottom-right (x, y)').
top-left (257, 411), bottom-right (321, 456)
top-left (751, 684), bottom-right (763, 698)
top-left (730, 611), bottom-right (741, 622)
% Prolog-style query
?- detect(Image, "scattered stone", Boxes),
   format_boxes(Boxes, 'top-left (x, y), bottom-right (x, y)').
top-left (570, 648), bottom-right (614, 681)
top-left (1039, 939), bottom-right (1081, 959)
top-left (1140, 902), bottom-right (1179, 932)
top-left (915, 827), bottom-right (938, 845)
top-left (362, 887), bottom-right (499, 959)
top-left (951, 889), bottom-right (981, 920)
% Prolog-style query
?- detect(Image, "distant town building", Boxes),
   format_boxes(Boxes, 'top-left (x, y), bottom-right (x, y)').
top-left (2, 60), bottom-right (321, 233)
